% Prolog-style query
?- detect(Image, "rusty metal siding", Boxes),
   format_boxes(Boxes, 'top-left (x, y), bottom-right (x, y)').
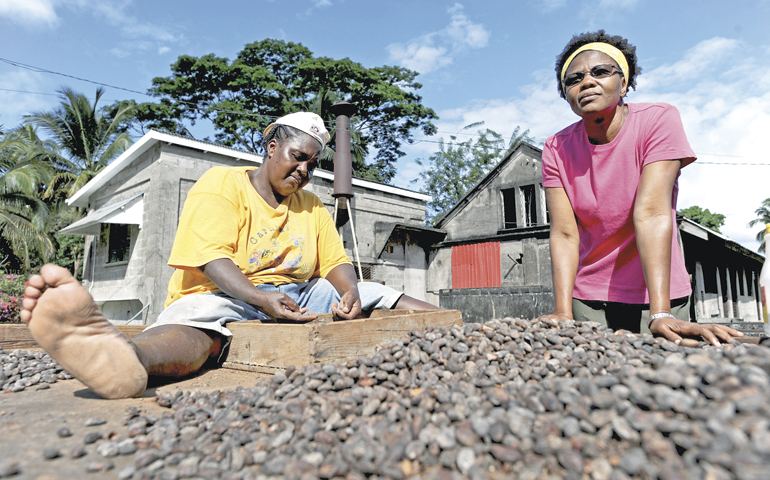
top-left (451, 242), bottom-right (501, 288)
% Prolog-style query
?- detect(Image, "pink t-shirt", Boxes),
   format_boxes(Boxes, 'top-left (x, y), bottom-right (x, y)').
top-left (542, 103), bottom-right (696, 304)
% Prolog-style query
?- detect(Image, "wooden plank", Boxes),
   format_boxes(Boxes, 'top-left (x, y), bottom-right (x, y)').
top-left (226, 323), bottom-right (313, 368)
top-left (312, 310), bottom-right (462, 365)
top-left (0, 325), bottom-right (43, 350)
top-left (0, 324), bottom-right (146, 351)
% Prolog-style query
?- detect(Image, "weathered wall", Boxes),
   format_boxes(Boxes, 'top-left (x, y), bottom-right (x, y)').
top-left (428, 147), bottom-right (551, 295)
top-left (441, 150), bottom-right (543, 242)
top-left (84, 143), bottom-right (260, 323)
top-left (439, 286), bottom-right (555, 324)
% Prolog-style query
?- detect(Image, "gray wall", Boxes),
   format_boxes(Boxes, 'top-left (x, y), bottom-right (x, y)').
top-left (439, 286), bottom-right (555, 324)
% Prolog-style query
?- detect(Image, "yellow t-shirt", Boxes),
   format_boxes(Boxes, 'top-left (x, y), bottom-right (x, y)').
top-left (164, 166), bottom-right (351, 307)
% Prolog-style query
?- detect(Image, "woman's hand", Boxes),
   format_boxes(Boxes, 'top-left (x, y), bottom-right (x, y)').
top-left (331, 287), bottom-right (361, 321)
top-left (537, 312), bottom-right (574, 323)
top-left (649, 317), bottom-right (743, 347)
top-left (254, 291), bottom-right (318, 322)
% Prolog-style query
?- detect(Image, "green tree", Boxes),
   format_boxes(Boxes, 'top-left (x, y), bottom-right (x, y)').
top-left (748, 198), bottom-right (770, 253)
top-left (127, 39), bottom-right (437, 183)
top-left (413, 123), bottom-right (537, 224)
top-left (25, 87), bottom-right (134, 200)
top-left (681, 206), bottom-right (726, 233)
top-left (0, 126), bottom-right (55, 272)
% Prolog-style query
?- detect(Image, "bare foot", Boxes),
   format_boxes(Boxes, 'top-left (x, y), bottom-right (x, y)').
top-left (21, 264), bottom-right (148, 399)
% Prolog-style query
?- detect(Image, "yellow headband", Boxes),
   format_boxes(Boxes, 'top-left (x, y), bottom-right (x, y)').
top-left (560, 42), bottom-right (629, 91)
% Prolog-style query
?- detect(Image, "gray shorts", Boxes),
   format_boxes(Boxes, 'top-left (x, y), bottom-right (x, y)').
top-left (144, 278), bottom-right (403, 338)
top-left (572, 296), bottom-right (691, 334)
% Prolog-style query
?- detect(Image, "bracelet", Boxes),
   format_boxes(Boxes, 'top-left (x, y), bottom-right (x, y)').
top-left (649, 312), bottom-right (676, 326)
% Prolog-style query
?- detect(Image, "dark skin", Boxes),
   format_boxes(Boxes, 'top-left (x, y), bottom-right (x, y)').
top-left (541, 50), bottom-right (741, 346)
top-left (132, 132), bottom-right (436, 377)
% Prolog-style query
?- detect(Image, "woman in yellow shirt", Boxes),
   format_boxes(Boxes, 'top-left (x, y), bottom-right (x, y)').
top-left (21, 112), bottom-right (436, 399)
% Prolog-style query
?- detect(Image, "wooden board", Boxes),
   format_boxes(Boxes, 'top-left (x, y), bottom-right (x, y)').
top-left (0, 324), bottom-right (145, 351)
top-left (222, 309), bottom-right (462, 371)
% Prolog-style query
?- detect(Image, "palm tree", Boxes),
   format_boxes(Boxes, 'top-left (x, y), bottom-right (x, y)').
top-left (25, 87), bottom-right (134, 199)
top-left (748, 198), bottom-right (770, 253)
top-left (0, 126), bottom-right (55, 272)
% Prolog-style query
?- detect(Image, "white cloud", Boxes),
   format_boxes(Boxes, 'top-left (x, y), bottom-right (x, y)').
top-left (598, 0), bottom-right (641, 8)
top-left (158, 46), bottom-right (170, 55)
top-left (0, 0), bottom-right (59, 27)
top-left (397, 36), bottom-right (770, 253)
top-left (0, 0), bottom-right (183, 54)
top-left (387, 3), bottom-right (490, 74)
top-left (638, 37), bottom-right (739, 90)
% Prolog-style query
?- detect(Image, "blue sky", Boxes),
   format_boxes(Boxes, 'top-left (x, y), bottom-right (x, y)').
top-left (1, 0), bottom-right (769, 252)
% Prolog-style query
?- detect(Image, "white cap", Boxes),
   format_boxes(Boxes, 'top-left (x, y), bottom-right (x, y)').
top-left (264, 112), bottom-right (330, 147)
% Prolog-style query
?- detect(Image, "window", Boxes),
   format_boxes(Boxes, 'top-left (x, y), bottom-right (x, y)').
top-left (502, 188), bottom-right (517, 229)
top-left (521, 184), bottom-right (537, 227)
top-left (355, 264), bottom-right (375, 281)
top-left (105, 224), bottom-right (131, 263)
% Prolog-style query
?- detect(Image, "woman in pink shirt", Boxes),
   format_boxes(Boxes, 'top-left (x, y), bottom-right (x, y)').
top-left (541, 30), bottom-right (740, 346)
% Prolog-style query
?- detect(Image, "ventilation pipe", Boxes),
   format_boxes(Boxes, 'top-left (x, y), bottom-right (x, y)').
top-left (329, 101), bottom-right (363, 279)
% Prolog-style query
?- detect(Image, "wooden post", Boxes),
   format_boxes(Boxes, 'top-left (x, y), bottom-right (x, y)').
top-left (715, 267), bottom-right (725, 318)
top-left (695, 262), bottom-right (706, 320)
top-left (725, 267), bottom-right (734, 319)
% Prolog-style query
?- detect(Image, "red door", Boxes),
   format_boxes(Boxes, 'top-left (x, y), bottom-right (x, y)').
top-left (451, 242), bottom-right (501, 288)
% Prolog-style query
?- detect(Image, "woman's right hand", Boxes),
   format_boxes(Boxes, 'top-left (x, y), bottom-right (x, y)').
top-left (255, 291), bottom-right (318, 322)
top-left (537, 312), bottom-right (574, 323)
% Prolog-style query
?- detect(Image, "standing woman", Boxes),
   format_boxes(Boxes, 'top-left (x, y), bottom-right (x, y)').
top-left (541, 30), bottom-right (740, 346)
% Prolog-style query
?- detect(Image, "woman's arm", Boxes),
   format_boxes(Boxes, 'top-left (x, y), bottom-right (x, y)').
top-left (200, 258), bottom-right (318, 322)
top-left (635, 160), bottom-right (741, 345)
top-left (543, 187), bottom-right (580, 321)
top-left (634, 160), bottom-right (680, 317)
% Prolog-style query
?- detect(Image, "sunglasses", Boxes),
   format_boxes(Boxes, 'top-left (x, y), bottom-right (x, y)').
top-left (562, 64), bottom-right (622, 89)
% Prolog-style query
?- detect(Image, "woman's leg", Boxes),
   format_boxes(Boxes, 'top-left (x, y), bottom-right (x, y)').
top-left (22, 265), bottom-right (224, 398)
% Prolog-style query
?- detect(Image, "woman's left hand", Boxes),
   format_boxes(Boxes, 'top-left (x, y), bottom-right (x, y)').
top-left (332, 287), bottom-right (362, 321)
top-left (650, 317), bottom-right (743, 346)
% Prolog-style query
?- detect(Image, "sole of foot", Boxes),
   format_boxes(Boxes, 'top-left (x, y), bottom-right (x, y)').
top-left (22, 264), bottom-right (148, 399)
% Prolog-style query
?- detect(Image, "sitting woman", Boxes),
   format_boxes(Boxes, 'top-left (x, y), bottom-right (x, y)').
top-left (540, 30), bottom-right (740, 346)
top-left (22, 112), bottom-right (437, 399)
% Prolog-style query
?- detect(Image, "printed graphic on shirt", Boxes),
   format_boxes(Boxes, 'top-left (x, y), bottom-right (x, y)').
top-left (247, 227), bottom-right (312, 277)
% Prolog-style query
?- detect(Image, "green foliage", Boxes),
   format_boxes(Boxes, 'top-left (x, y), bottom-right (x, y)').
top-left (747, 198), bottom-right (770, 253)
top-left (25, 87), bottom-right (134, 200)
top-left (414, 124), bottom-right (537, 225)
top-left (681, 206), bottom-right (726, 234)
top-left (0, 126), bottom-right (55, 272)
top-left (126, 39), bottom-right (437, 183)
top-left (0, 273), bottom-right (24, 323)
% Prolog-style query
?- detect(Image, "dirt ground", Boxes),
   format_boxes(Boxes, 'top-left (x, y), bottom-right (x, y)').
top-left (0, 367), bottom-right (265, 479)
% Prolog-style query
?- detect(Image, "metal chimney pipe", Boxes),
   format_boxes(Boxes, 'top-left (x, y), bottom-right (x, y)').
top-left (330, 101), bottom-right (358, 198)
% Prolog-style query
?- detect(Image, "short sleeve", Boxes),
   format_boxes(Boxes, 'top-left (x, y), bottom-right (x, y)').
top-left (542, 137), bottom-right (564, 188)
top-left (641, 104), bottom-right (697, 169)
top-left (167, 169), bottom-right (242, 269)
